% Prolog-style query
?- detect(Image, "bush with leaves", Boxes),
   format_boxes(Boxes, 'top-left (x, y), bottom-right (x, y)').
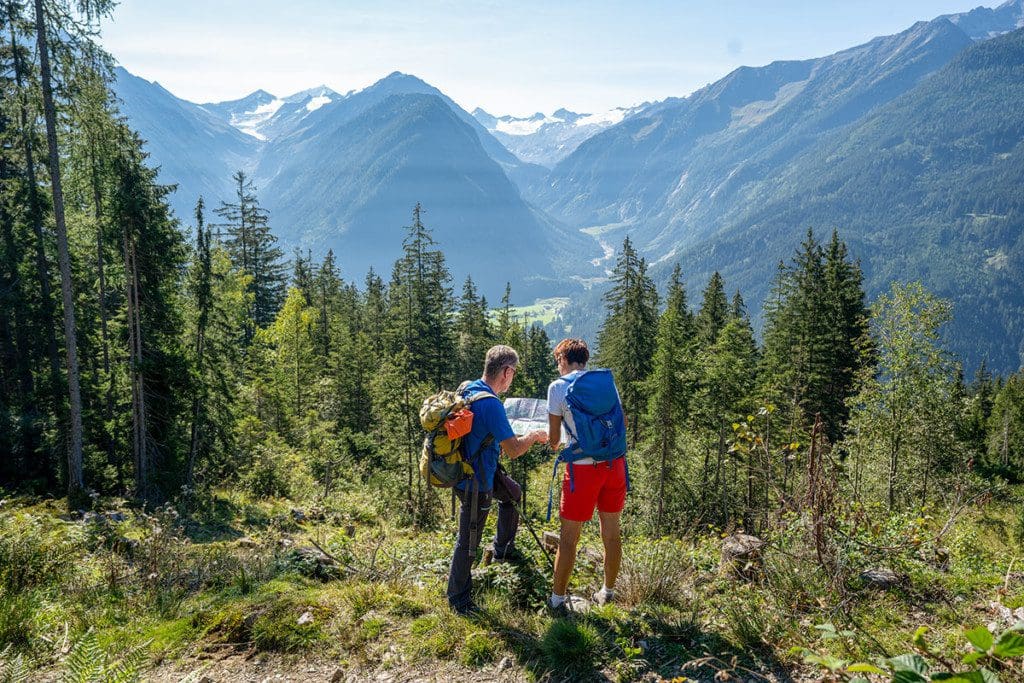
top-left (796, 621), bottom-right (1024, 682)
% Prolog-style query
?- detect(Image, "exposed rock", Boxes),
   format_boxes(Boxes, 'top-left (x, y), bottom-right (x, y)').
top-left (290, 508), bottom-right (306, 523)
top-left (330, 668), bottom-right (344, 683)
top-left (719, 533), bottom-right (765, 579)
top-left (543, 531), bottom-right (560, 552)
top-left (859, 568), bottom-right (903, 589)
top-left (287, 546), bottom-right (341, 580)
top-left (497, 656), bottom-right (512, 671)
top-left (297, 611), bottom-right (314, 626)
top-left (237, 537), bottom-right (259, 548)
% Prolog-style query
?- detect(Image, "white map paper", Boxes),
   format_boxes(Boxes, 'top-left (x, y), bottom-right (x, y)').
top-left (503, 397), bottom-right (568, 441)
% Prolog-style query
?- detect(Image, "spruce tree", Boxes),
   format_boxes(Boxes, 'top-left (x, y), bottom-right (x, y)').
top-left (109, 127), bottom-right (189, 503)
top-left (597, 236), bottom-right (659, 447)
top-left (456, 276), bottom-right (493, 380)
top-left (639, 263), bottom-right (697, 533)
top-left (694, 271), bottom-right (729, 349)
top-left (215, 170), bottom-right (286, 342)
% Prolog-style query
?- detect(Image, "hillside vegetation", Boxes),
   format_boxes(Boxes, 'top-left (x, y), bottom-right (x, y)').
top-left (3, 2), bottom-right (1024, 682)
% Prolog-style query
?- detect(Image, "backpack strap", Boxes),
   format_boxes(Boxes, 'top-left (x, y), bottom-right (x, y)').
top-left (467, 475), bottom-right (480, 561)
top-left (460, 386), bottom-right (498, 559)
top-left (464, 431), bottom-right (493, 558)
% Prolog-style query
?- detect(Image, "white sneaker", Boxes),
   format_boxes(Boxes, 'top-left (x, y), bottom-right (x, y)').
top-left (591, 588), bottom-right (615, 606)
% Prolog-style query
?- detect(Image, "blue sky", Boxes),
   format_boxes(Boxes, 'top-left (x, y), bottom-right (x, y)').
top-left (101, 0), bottom-right (994, 116)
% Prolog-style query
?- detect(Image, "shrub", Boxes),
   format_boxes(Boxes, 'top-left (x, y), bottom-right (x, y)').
top-left (540, 620), bottom-right (601, 678)
top-left (616, 538), bottom-right (692, 607)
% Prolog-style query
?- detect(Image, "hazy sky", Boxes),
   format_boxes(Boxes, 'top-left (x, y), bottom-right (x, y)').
top-left (101, 0), bottom-right (993, 116)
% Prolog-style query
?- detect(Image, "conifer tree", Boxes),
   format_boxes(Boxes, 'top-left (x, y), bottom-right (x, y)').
top-left (456, 276), bottom-right (493, 380)
top-left (184, 199), bottom-right (249, 486)
top-left (639, 264), bottom-right (697, 533)
top-left (760, 230), bottom-right (869, 442)
top-left (985, 371), bottom-right (1024, 481)
top-left (697, 314), bottom-right (758, 524)
top-left (597, 236), bottom-right (659, 447)
top-left (3, 5), bottom-right (63, 487)
top-left (110, 127), bottom-right (189, 503)
top-left (24, 0), bottom-right (117, 501)
top-left (216, 170), bottom-right (286, 342)
top-left (694, 272), bottom-right (729, 349)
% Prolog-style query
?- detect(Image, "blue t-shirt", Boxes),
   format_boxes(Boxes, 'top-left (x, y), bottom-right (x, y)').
top-left (456, 379), bottom-right (515, 492)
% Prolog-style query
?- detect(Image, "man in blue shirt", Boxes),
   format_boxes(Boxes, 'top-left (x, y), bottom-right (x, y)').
top-left (447, 345), bottom-right (547, 615)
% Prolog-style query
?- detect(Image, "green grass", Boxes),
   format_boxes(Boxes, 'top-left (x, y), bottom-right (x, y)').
top-left (490, 297), bottom-right (571, 326)
top-left (1, 485), bottom-right (1022, 681)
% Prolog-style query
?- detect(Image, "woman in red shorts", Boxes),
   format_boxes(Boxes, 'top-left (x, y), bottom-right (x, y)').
top-left (546, 338), bottom-right (627, 612)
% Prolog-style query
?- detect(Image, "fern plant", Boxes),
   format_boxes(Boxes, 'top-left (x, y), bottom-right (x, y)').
top-left (61, 629), bottom-right (148, 683)
top-left (0, 645), bottom-right (30, 683)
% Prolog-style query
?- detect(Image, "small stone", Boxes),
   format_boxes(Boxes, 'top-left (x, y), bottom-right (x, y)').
top-left (860, 568), bottom-right (902, 589)
top-left (330, 669), bottom-right (344, 683)
top-left (291, 508), bottom-right (306, 522)
top-left (497, 656), bottom-right (512, 671)
top-left (105, 510), bottom-right (126, 522)
top-left (237, 536), bottom-right (259, 548)
top-left (297, 611), bottom-right (314, 626)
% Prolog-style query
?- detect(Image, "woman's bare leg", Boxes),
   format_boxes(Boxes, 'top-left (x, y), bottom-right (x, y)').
top-left (597, 511), bottom-right (622, 589)
top-left (552, 518), bottom-right (584, 595)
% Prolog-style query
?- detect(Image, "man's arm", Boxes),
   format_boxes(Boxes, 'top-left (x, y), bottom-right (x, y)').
top-left (501, 430), bottom-right (546, 459)
top-left (548, 413), bottom-right (562, 451)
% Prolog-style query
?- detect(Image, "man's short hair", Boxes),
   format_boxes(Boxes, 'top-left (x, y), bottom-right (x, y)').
top-left (483, 345), bottom-right (519, 379)
top-left (554, 338), bottom-right (589, 366)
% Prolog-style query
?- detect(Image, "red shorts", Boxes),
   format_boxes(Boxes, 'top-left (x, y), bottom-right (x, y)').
top-left (559, 457), bottom-right (627, 522)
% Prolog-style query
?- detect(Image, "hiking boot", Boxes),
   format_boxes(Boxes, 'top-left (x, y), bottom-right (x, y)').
top-left (545, 596), bottom-right (570, 618)
top-left (492, 546), bottom-right (527, 565)
top-left (451, 601), bottom-right (482, 618)
top-left (591, 588), bottom-right (615, 606)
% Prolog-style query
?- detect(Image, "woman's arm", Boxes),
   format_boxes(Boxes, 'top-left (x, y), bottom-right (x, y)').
top-left (548, 413), bottom-right (562, 451)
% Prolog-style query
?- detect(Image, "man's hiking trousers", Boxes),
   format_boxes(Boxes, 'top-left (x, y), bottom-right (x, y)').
top-left (446, 468), bottom-right (521, 611)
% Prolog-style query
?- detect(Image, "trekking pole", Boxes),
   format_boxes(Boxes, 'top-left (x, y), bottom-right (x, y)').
top-left (515, 497), bottom-right (554, 570)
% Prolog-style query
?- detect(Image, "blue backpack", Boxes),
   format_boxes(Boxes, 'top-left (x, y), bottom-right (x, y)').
top-left (546, 369), bottom-right (630, 520)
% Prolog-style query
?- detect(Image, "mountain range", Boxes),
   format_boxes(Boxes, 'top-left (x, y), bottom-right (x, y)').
top-left (111, 0), bottom-right (1024, 372)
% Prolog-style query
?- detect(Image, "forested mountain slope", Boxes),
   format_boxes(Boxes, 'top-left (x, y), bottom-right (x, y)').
top-left (112, 67), bottom-right (259, 220)
top-left (255, 92), bottom-right (597, 296)
top-left (670, 27), bottom-right (1024, 372)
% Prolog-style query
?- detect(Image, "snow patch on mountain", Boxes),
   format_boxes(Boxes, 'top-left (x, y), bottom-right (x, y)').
top-left (233, 99), bottom-right (285, 140)
top-left (305, 95), bottom-right (332, 112)
top-left (575, 108), bottom-right (632, 127)
top-left (496, 114), bottom-right (563, 135)
top-left (474, 105), bottom-right (647, 166)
